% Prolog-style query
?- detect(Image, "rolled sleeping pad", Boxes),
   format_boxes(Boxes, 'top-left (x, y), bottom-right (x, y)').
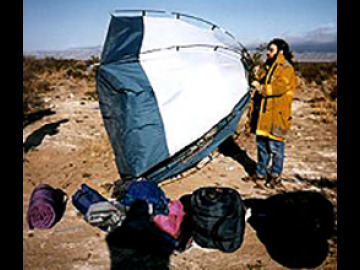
top-left (72, 184), bottom-right (107, 215)
top-left (27, 184), bottom-right (67, 229)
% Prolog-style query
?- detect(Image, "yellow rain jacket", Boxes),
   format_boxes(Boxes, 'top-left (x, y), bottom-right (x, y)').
top-left (247, 52), bottom-right (296, 141)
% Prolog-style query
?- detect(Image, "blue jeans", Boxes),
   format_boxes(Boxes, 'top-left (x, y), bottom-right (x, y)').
top-left (255, 136), bottom-right (285, 178)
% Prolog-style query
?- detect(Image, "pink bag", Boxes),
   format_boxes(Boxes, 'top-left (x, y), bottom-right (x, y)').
top-left (153, 200), bottom-right (185, 238)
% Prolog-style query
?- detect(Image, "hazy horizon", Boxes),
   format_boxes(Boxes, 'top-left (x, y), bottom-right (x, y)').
top-left (24, 0), bottom-right (337, 53)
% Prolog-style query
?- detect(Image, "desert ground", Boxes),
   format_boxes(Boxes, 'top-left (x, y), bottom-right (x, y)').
top-left (23, 69), bottom-right (337, 270)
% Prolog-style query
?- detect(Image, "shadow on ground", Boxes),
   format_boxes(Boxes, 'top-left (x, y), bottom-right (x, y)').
top-left (244, 191), bottom-right (335, 269)
top-left (23, 119), bottom-right (69, 153)
top-left (105, 200), bottom-right (174, 270)
top-left (23, 109), bottom-right (56, 129)
top-left (105, 194), bottom-right (193, 270)
top-left (292, 174), bottom-right (337, 189)
top-left (218, 137), bottom-right (257, 176)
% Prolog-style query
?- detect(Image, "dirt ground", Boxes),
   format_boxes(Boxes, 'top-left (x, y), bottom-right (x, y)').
top-left (23, 77), bottom-right (337, 270)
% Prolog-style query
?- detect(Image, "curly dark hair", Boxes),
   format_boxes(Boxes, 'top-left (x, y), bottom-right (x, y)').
top-left (267, 38), bottom-right (294, 66)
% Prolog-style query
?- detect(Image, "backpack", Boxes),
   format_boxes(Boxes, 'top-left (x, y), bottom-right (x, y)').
top-left (120, 179), bottom-right (169, 215)
top-left (191, 187), bottom-right (245, 253)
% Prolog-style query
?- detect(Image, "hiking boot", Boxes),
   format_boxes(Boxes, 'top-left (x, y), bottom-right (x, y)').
top-left (242, 174), bottom-right (267, 183)
top-left (264, 175), bottom-right (282, 188)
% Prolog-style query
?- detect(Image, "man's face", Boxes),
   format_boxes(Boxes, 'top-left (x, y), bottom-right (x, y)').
top-left (267, 44), bottom-right (278, 59)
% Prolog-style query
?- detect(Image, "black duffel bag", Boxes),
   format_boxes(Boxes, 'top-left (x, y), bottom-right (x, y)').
top-left (191, 187), bottom-right (246, 253)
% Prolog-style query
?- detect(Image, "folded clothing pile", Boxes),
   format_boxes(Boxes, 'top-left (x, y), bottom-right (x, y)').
top-left (85, 201), bottom-right (127, 231)
top-left (27, 184), bottom-right (67, 229)
top-left (72, 180), bottom-right (171, 233)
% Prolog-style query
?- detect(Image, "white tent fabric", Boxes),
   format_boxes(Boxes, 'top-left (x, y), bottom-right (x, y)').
top-left (137, 15), bottom-right (248, 155)
top-left (141, 16), bottom-right (240, 53)
top-left (140, 48), bottom-right (248, 155)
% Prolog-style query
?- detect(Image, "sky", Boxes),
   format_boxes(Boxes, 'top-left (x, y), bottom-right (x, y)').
top-left (23, 0), bottom-right (337, 52)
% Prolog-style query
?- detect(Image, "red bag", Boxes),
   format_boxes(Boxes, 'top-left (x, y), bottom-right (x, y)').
top-left (153, 200), bottom-right (185, 238)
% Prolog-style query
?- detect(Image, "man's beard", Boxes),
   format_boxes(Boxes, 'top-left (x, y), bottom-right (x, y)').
top-left (265, 54), bottom-right (278, 67)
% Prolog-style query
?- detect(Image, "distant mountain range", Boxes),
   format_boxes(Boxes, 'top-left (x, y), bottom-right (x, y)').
top-left (24, 46), bottom-right (102, 61)
top-left (24, 45), bottom-right (337, 63)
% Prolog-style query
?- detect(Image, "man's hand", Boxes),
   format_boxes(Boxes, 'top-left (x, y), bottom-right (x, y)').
top-left (244, 122), bottom-right (251, 136)
top-left (251, 80), bottom-right (261, 91)
top-left (252, 65), bottom-right (260, 76)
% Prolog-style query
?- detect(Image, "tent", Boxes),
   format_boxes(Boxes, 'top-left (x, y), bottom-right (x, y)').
top-left (96, 10), bottom-right (251, 183)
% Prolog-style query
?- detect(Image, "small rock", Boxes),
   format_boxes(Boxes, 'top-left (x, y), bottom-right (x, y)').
top-left (68, 210), bottom-right (78, 217)
top-left (83, 173), bottom-right (92, 178)
top-left (44, 97), bottom-right (52, 103)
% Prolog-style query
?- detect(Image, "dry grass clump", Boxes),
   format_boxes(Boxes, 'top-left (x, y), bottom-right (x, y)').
top-left (294, 62), bottom-right (337, 85)
top-left (321, 74), bottom-right (337, 101)
top-left (294, 62), bottom-right (337, 124)
top-left (309, 96), bottom-right (337, 124)
top-left (309, 74), bottom-right (337, 124)
top-left (296, 62), bottom-right (337, 100)
top-left (23, 56), bottom-right (99, 123)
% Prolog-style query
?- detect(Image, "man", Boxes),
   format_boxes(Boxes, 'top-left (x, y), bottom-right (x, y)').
top-left (244, 38), bottom-right (296, 187)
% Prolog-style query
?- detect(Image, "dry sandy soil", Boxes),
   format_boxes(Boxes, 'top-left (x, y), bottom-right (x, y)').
top-left (23, 77), bottom-right (337, 270)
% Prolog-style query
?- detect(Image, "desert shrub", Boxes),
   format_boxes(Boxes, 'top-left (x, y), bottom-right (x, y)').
top-left (23, 55), bottom-right (98, 120)
top-left (23, 56), bottom-right (45, 117)
top-left (310, 100), bottom-right (337, 123)
top-left (23, 77), bottom-right (51, 117)
top-left (295, 62), bottom-right (337, 85)
top-left (23, 69), bottom-right (35, 82)
top-left (72, 69), bottom-right (84, 79)
top-left (293, 62), bottom-right (337, 123)
top-left (23, 56), bottom-right (81, 117)
top-left (330, 84), bottom-right (337, 100)
top-left (85, 89), bottom-right (99, 101)
top-left (66, 68), bottom-right (85, 79)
